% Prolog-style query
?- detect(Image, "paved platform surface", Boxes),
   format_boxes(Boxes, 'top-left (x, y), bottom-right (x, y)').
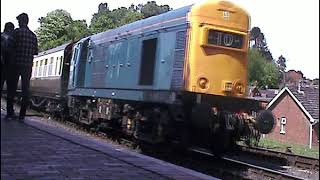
top-left (1, 112), bottom-right (219, 180)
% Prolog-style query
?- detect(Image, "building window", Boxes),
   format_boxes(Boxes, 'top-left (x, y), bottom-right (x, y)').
top-left (280, 117), bottom-right (286, 134)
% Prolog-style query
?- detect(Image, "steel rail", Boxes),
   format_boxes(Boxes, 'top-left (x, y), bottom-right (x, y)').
top-left (189, 147), bottom-right (305, 180)
top-left (238, 145), bottom-right (319, 171)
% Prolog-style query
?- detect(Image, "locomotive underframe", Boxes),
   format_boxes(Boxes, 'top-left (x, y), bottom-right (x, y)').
top-left (65, 91), bottom-right (264, 153)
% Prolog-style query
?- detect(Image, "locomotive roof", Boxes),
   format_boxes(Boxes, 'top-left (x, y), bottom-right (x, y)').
top-left (87, 5), bottom-right (193, 44)
top-left (35, 42), bottom-right (71, 58)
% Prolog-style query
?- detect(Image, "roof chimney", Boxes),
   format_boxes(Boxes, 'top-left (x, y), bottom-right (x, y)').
top-left (298, 81), bottom-right (304, 95)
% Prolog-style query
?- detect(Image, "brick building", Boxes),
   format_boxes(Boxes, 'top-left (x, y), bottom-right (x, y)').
top-left (285, 70), bottom-right (304, 86)
top-left (265, 86), bottom-right (319, 148)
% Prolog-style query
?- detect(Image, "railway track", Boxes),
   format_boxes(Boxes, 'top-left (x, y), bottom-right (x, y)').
top-left (238, 145), bottom-right (319, 171)
top-left (190, 147), bottom-right (306, 180)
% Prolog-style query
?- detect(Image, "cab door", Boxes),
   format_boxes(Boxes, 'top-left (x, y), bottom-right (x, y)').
top-left (68, 44), bottom-right (80, 90)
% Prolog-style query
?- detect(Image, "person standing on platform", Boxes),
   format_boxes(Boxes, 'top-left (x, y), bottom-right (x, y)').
top-left (9, 13), bottom-right (38, 121)
top-left (1, 22), bottom-right (17, 120)
top-left (1, 22), bottom-right (15, 99)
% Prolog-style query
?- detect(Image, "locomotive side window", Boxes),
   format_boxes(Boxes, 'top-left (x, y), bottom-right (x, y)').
top-left (139, 38), bottom-right (158, 85)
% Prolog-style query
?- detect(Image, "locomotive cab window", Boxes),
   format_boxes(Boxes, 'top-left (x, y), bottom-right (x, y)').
top-left (139, 38), bottom-right (158, 86)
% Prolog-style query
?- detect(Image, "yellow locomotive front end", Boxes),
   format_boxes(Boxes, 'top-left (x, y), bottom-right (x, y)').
top-left (185, 0), bottom-right (250, 97)
top-left (181, 1), bottom-right (275, 152)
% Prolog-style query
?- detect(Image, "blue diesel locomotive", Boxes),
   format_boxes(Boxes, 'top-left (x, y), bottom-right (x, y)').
top-left (26, 0), bottom-right (275, 153)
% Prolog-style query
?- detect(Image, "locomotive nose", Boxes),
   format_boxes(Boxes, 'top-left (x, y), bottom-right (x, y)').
top-left (255, 110), bottom-right (276, 134)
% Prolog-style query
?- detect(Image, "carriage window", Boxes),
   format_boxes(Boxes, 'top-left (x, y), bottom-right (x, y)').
top-left (59, 56), bottom-right (63, 75)
top-left (35, 61), bottom-right (38, 77)
top-left (32, 62), bottom-right (34, 77)
top-left (139, 38), bottom-right (157, 85)
top-left (43, 59), bottom-right (48, 77)
top-left (48, 57), bottom-right (53, 76)
top-left (55, 57), bottom-right (59, 75)
top-left (39, 60), bottom-right (43, 77)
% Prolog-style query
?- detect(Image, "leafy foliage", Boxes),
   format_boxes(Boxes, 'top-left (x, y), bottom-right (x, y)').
top-left (89, 2), bottom-right (170, 34)
top-left (36, 9), bottom-right (89, 51)
top-left (248, 49), bottom-right (280, 89)
top-left (36, 2), bottom-right (172, 50)
top-left (90, 7), bottom-right (116, 34)
top-left (276, 55), bottom-right (287, 86)
top-left (250, 27), bottom-right (273, 61)
top-left (276, 55), bottom-right (287, 72)
top-left (139, 1), bottom-right (171, 18)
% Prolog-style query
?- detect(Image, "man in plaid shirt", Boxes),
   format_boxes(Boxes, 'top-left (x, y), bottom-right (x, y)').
top-left (7, 13), bottom-right (38, 120)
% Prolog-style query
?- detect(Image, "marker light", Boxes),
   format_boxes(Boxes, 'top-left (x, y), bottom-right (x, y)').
top-left (198, 77), bottom-right (209, 89)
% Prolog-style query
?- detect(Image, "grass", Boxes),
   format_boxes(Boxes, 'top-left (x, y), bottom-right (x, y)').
top-left (257, 138), bottom-right (319, 159)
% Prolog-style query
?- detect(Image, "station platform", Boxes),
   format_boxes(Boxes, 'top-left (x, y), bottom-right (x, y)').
top-left (1, 111), bottom-right (219, 180)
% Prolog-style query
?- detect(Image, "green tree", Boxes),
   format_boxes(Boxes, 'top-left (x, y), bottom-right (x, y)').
top-left (89, 2), bottom-right (171, 34)
top-left (117, 9), bottom-right (144, 26)
top-left (110, 7), bottom-right (144, 27)
top-left (276, 55), bottom-right (287, 87)
top-left (89, 11), bottom-right (115, 34)
top-left (36, 9), bottom-right (89, 51)
top-left (69, 20), bottom-right (90, 40)
top-left (250, 27), bottom-right (273, 61)
top-left (36, 9), bottom-right (73, 50)
top-left (276, 55), bottom-right (287, 72)
top-left (140, 1), bottom-right (171, 18)
top-left (248, 49), bottom-right (280, 89)
top-left (262, 62), bottom-right (280, 88)
top-left (248, 48), bottom-right (266, 86)
top-left (250, 27), bottom-right (262, 48)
